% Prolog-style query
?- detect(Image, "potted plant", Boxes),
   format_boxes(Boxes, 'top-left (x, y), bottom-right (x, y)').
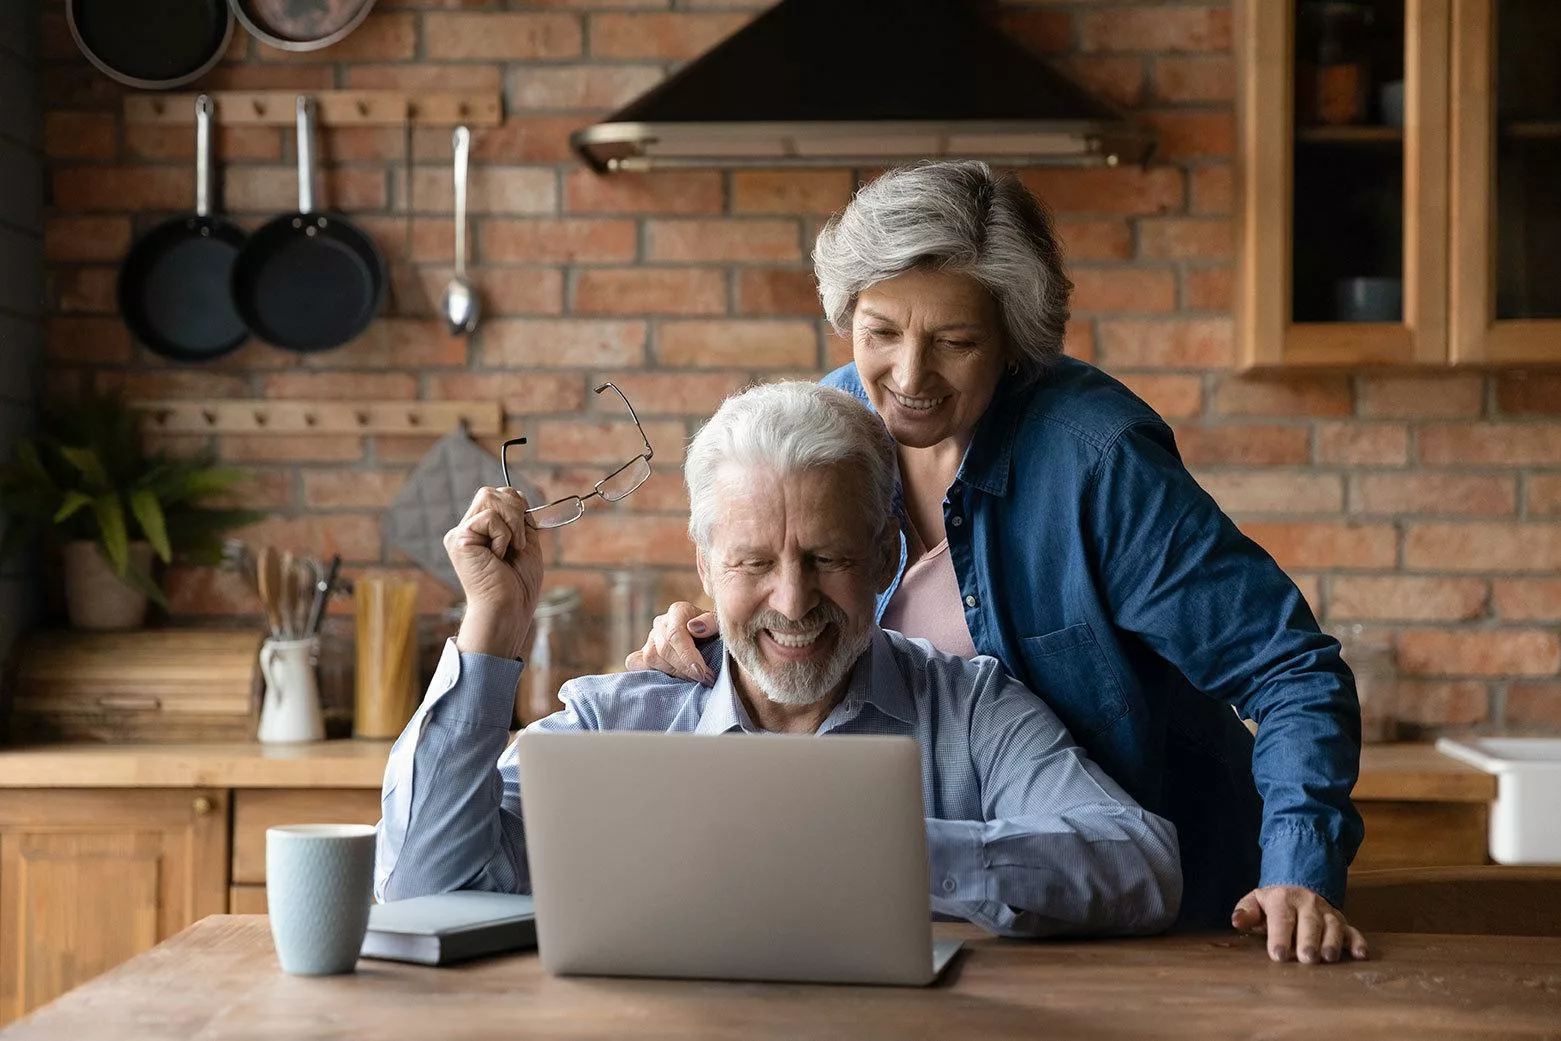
top-left (0, 393), bottom-right (262, 630)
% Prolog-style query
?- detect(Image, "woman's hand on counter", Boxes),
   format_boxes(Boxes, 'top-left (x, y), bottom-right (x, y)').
top-left (447, 486), bottom-right (543, 661)
top-left (1232, 885), bottom-right (1368, 964)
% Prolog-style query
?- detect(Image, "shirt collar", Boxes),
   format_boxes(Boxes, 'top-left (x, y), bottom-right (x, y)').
top-left (954, 372), bottom-right (1028, 499)
top-left (694, 629), bottom-right (918, 734)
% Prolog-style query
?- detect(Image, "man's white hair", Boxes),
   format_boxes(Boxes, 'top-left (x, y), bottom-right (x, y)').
top-left (685, 381), bottom-right (898, 550)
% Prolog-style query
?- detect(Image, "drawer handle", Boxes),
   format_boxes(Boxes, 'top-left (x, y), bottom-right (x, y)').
top-left (193, 796), bottom-right (214, 816)
top-left (97, 696), bottom-right (162, 711)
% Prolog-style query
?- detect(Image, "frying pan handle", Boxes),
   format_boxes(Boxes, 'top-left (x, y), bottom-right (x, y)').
top-left (453, 126), bottom-right (470, 277)
top-left (296, 95), bottom-right (316, 215)
top-left (195, 95), bottom-right (214, 218)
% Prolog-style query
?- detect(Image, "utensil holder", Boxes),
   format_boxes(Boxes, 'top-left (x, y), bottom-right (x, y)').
top-left (354, 577), bottom-right (420, 739)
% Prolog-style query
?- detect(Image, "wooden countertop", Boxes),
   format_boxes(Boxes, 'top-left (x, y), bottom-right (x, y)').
top-left (0, 740), bottom-right (393, 788)
top-left (5, 916), bottom-right (1559, 1040)
top-left (0, 740), bottom-right (1496, 800)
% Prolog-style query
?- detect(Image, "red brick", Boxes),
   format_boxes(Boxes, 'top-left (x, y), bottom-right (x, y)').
top-left (481, 320), bottom-right (647, 368)
top-left (1152, 56), bottom-right (1235, 102)
top-left (53, 268), bottom-right (117, 314)
top-left (1115, 373), bottom-right (1203, 419)
top-left (347, 64), bottom-right (504, 91)
top-left (221, 434), bottom-right (364, 464)
top-left (1531, 476), bottom-right (1561, 516)
top-left (1358, 374), bottom-right (1485, 418)
top-left (331, 320), bottom-right (470, 369)
top-left (424, 12), bottom-right (583, 59)
top-left (1316, 424), bottom-right (1409, 465)
top-left (575, 269), bottom-right (726, 315)
top-left (659, 320), bottom-right (817, 369)
top-left (375, 435), bottom-right (444, 464)
top-left (473, 116), bottom-right (592, 165)
top-left (589, 12), bottom-right (751, 59)
top-left (1190, 165), bottom-right (1233, 215)
top-left (260, 372), bottom-right (419, 400)
top-left (1184, 267), bottom-right (1233, 310)
top-left (558, 513), bottom-right (694, 567)
top-left (1492, 579), bottom-right (1561, 621)
top-left (591, 371), bottom-right (748, 416)
top-left (1055, 218), bottom-right (1134, 261)
top-left (1016, 167), bottom-right (1185, 216)
top-left (1141, 110), bottom-right (1235, 159)
top-left (1214, 375), bottom-right (1352, 417)
top-left (223, 168), bottom-right (387, 214)
top-left (301, 470), bottom-right (411, 510)
top-left (1063, 320), bottom-right (1096, 364)
top-left (1238, 522), bottom-right (1397, 569)
top-left (1495, 373), bottom-right (1561, 414)
top-left (1099, 318), bottom-right (1232, 367)
top-left (1051, 57), bottom-right (1146, 108)
top-left (233, 514), bottom-right (383, 562)
top-left (482, 219), bottom-right (637, 264)
top-left (403, 166), bottom-right (555, 215)
top-left (1398, 629), bottom-right (1561, 678)
top-left (1330, 577), bottom-right (1489, 622)
top-left (1195, 472), bottom-right (1344, 514)
top-left (732, 171), bottom-right (854, 215)
top-left (104, 370), bottom-right (248, 400)
top-left (124, 124), bottom-right (281, 161)
top-left (1078, 6), bottom-right (1232, 52)
top-left (206, 468), bottom-right (294, 511)
top-left (47, 317), bottom-right (132, 364)
top-left (1404, 523), bottom-right (1561, 572)
top-left (45, 217), bottom-right (131, 262)
top-left (1071, 268), bottom-right (1177, 313)
top-left (202, 66), bottom-right (336, 91)
top-left (54, 167), bottom-right (194, 212)
top-left (737, 269), bottom-right (820, 316)
top-left (255, 11), bottom-right (416, 60)
top-left (1172, 426), bottom-right (1310, 466)
top-left (1352, 475), bottom-right (1517, 516)
top-left (1418, 424), bottom-right (1561, 465)
top-left (646, 220), bottom-right (803, 263)
top-left (564, 170), bottom-right (724, 215)
top-left (1390, 681), bottom-right (1491, 727)
top-left (1506, 683), bottom-right (1561, 726)
top-left (43, 112), bottom-right (117, 158)
top-left (510, 66), bottom-right (665, 110)
top-left (997, 9), bottom-right (1073, 53)
top-left (1138, 218), bottom-right (1232, 260)
top-left (426, 372), bottom-right (587, 415)
top-left (316, 126), bottom-right (422, 162)
top-left (164, 566), bottom-right (262, 619)
top-left (527, 417), bottom-right (687, 465)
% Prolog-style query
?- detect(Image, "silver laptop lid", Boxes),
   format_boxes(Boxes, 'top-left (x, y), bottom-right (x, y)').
top-left (517, 730), bottom-right (937, 985)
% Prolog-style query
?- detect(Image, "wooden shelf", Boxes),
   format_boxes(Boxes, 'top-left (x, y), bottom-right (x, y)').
top-left (1504, 120), bottom-right (1561, 140)
top-left (1295, 124), bottom-right (1404, 144)
top-left (131, 400), bottom-right (502, 436)
top-left (123, 90), bottom-right (503, 127)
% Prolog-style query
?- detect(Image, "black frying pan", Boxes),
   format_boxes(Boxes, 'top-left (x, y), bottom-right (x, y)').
top-left (232, 96), bottom-right (387, 353)
top-left (118, 96), bottom-right (250, 362)
top-left (68, 0), bottom-right (231, 90)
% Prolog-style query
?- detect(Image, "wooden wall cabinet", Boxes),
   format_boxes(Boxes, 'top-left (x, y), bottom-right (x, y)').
top-left (1237, 0), bottom-right (1561, 368)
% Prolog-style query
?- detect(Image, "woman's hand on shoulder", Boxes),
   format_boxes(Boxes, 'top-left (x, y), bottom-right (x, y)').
top-left (625, 602), bottom-right (718, 685)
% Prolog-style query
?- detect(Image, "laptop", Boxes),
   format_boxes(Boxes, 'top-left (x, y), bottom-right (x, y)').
top-left (516, 730), bottom-right (964, 986)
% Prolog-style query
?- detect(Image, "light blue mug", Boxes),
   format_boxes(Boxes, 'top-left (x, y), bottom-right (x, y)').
top-left (266, 823), bottom-right (377, 975)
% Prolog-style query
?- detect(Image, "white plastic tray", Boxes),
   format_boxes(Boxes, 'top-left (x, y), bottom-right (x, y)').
top-left (1435, 737), bottom-right (1561, 865)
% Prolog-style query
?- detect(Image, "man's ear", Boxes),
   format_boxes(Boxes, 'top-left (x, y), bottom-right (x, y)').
top-left (695, 545), bottom-right (713, 600)
top-left (872, 518), bottom-right (899, 594)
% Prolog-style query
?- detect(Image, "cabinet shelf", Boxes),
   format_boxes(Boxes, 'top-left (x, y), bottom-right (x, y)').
top-left (1296, 125), bottom-right (1405, 144)
top-left (1504, 121), bottom-right (1561, 140)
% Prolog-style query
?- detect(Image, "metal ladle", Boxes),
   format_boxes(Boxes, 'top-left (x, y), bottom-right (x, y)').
top-left (441, 125), bottom-right (478, 336)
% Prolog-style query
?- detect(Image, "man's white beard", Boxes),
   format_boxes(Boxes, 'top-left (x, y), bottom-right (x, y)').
top-left (722, 601), bottom-right (872, 707)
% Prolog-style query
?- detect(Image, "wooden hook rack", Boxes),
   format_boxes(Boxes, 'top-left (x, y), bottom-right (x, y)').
top-left (123, 91), bottom-right (503, 128)
top-left (132, 400), bottom-right (503, 437)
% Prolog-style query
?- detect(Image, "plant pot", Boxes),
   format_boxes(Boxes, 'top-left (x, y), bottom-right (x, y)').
top-left (62, 541), bottom-right (155, 631)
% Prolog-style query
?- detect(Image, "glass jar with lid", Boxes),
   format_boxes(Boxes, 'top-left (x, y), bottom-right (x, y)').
top-left (1296, 1), bottom-right (1375, 126)
top-left (521, 586), bottom-right (582, 724)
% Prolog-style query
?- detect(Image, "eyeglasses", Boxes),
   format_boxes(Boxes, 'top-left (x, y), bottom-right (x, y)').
top-left (500, 382), bottom-right (655, 529)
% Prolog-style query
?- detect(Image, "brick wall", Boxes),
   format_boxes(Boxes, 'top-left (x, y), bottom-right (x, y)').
top-left (1, 2), bottom-right (41, 663)
top-left (35, 1), bottom-right (1561, 731)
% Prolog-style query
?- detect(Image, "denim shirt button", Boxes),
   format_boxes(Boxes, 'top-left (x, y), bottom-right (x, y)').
top-left (942, 878), bottom-right (957, 894)
top-left (949, 515), bottom-right (963, 527)
top-left (964, 594), bottom-right (978, 608)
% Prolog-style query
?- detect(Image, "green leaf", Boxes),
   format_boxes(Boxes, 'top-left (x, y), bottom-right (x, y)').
top-left (52, 490), bottom-right (94, 525)
top-left (91, 494), bottom-right (130, 575)
top-left (59, 446), bottom-right (111, 491)
top-left (12, 440), bottom-right (54, 487)
top-left (118, 556), bottom-right (169, 609)
top-left (129, 488), bottom-right (172, 563)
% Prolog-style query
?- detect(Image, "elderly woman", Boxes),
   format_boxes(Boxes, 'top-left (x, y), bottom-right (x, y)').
top-left (632, 160), bottom-right (1365, 964)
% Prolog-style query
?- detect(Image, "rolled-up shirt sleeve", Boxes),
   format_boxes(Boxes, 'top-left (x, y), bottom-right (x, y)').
top-left (927, 663), bottom-right (1183, 938)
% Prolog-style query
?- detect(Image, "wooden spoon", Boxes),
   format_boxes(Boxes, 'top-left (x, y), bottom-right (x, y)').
top-left (280, 551), bottom-right (300, 640)
top-left (256, 545), bottom-right (283, 639)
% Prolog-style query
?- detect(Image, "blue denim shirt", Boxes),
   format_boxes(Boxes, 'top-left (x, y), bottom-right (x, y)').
top-left (824, 357), bottom-right (1363, 927)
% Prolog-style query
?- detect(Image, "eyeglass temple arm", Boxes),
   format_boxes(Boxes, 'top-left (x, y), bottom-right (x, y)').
top-left (594, 381), bottom-right (653, 461)
top-left (500, 436), bottom-right (528, 486)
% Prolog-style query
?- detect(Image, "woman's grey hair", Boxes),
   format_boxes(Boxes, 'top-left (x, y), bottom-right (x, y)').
top-left (813, 160), bottom-right (1073, 382)
top-left (685, 382), bottom-right (898, 550)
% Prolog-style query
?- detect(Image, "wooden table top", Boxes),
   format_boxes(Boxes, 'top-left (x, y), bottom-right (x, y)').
top-left (4, 916), bottom-right (1558, 1040)
top-left (0, 740), bottom-right (393, 788)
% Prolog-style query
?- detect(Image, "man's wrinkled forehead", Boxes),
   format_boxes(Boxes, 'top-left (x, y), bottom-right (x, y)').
top-left (703, 461), bottom-right (878, 549)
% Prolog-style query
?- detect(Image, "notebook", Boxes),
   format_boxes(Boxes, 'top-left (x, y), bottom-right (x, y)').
top-left (360, 891), bottom-right (536, 966)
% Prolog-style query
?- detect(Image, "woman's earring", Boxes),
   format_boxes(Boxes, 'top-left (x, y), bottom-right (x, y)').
top-left (1007, 361), bottom-right (1020, 375)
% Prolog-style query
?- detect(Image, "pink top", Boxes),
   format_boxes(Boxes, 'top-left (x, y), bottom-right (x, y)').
top-left (879, 527), bottom-right (979, 660)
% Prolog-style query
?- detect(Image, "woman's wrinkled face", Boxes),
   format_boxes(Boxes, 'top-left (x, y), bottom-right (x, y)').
top-left (850, 268), bottom-right (1008, 450)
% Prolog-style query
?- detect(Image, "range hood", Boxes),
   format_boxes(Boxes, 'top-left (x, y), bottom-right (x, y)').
top-left (571, 0), bottom-right (1153, 173)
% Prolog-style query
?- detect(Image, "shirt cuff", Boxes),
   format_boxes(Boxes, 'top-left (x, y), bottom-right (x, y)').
top-left (425, 637), bottom-right (526, 730)
top-left (925, 818), bottom-right (986, 903)
top-left (1259, 821), bottom-right (1349, 910)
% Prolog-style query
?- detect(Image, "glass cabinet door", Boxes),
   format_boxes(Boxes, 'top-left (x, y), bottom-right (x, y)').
top-left (1451, 0), bottom-right (1561, 362)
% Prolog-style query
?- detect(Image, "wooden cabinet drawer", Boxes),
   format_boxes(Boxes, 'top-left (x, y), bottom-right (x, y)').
top-left (1353, 801), bottom-right (1489, 871)
top-left (231, 789), bottom-right (382, 885)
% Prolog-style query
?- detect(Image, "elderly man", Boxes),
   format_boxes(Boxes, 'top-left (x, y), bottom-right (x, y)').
top-left (375, 382), bottom-right (1181, 937)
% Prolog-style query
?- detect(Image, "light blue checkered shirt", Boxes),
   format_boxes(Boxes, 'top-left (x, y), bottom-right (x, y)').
top-left (376, 627), bottom-right (1182, 937)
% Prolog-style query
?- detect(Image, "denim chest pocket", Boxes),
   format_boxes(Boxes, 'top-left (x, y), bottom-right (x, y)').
top-left (1017, 623), bottom-right (1131, 740)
